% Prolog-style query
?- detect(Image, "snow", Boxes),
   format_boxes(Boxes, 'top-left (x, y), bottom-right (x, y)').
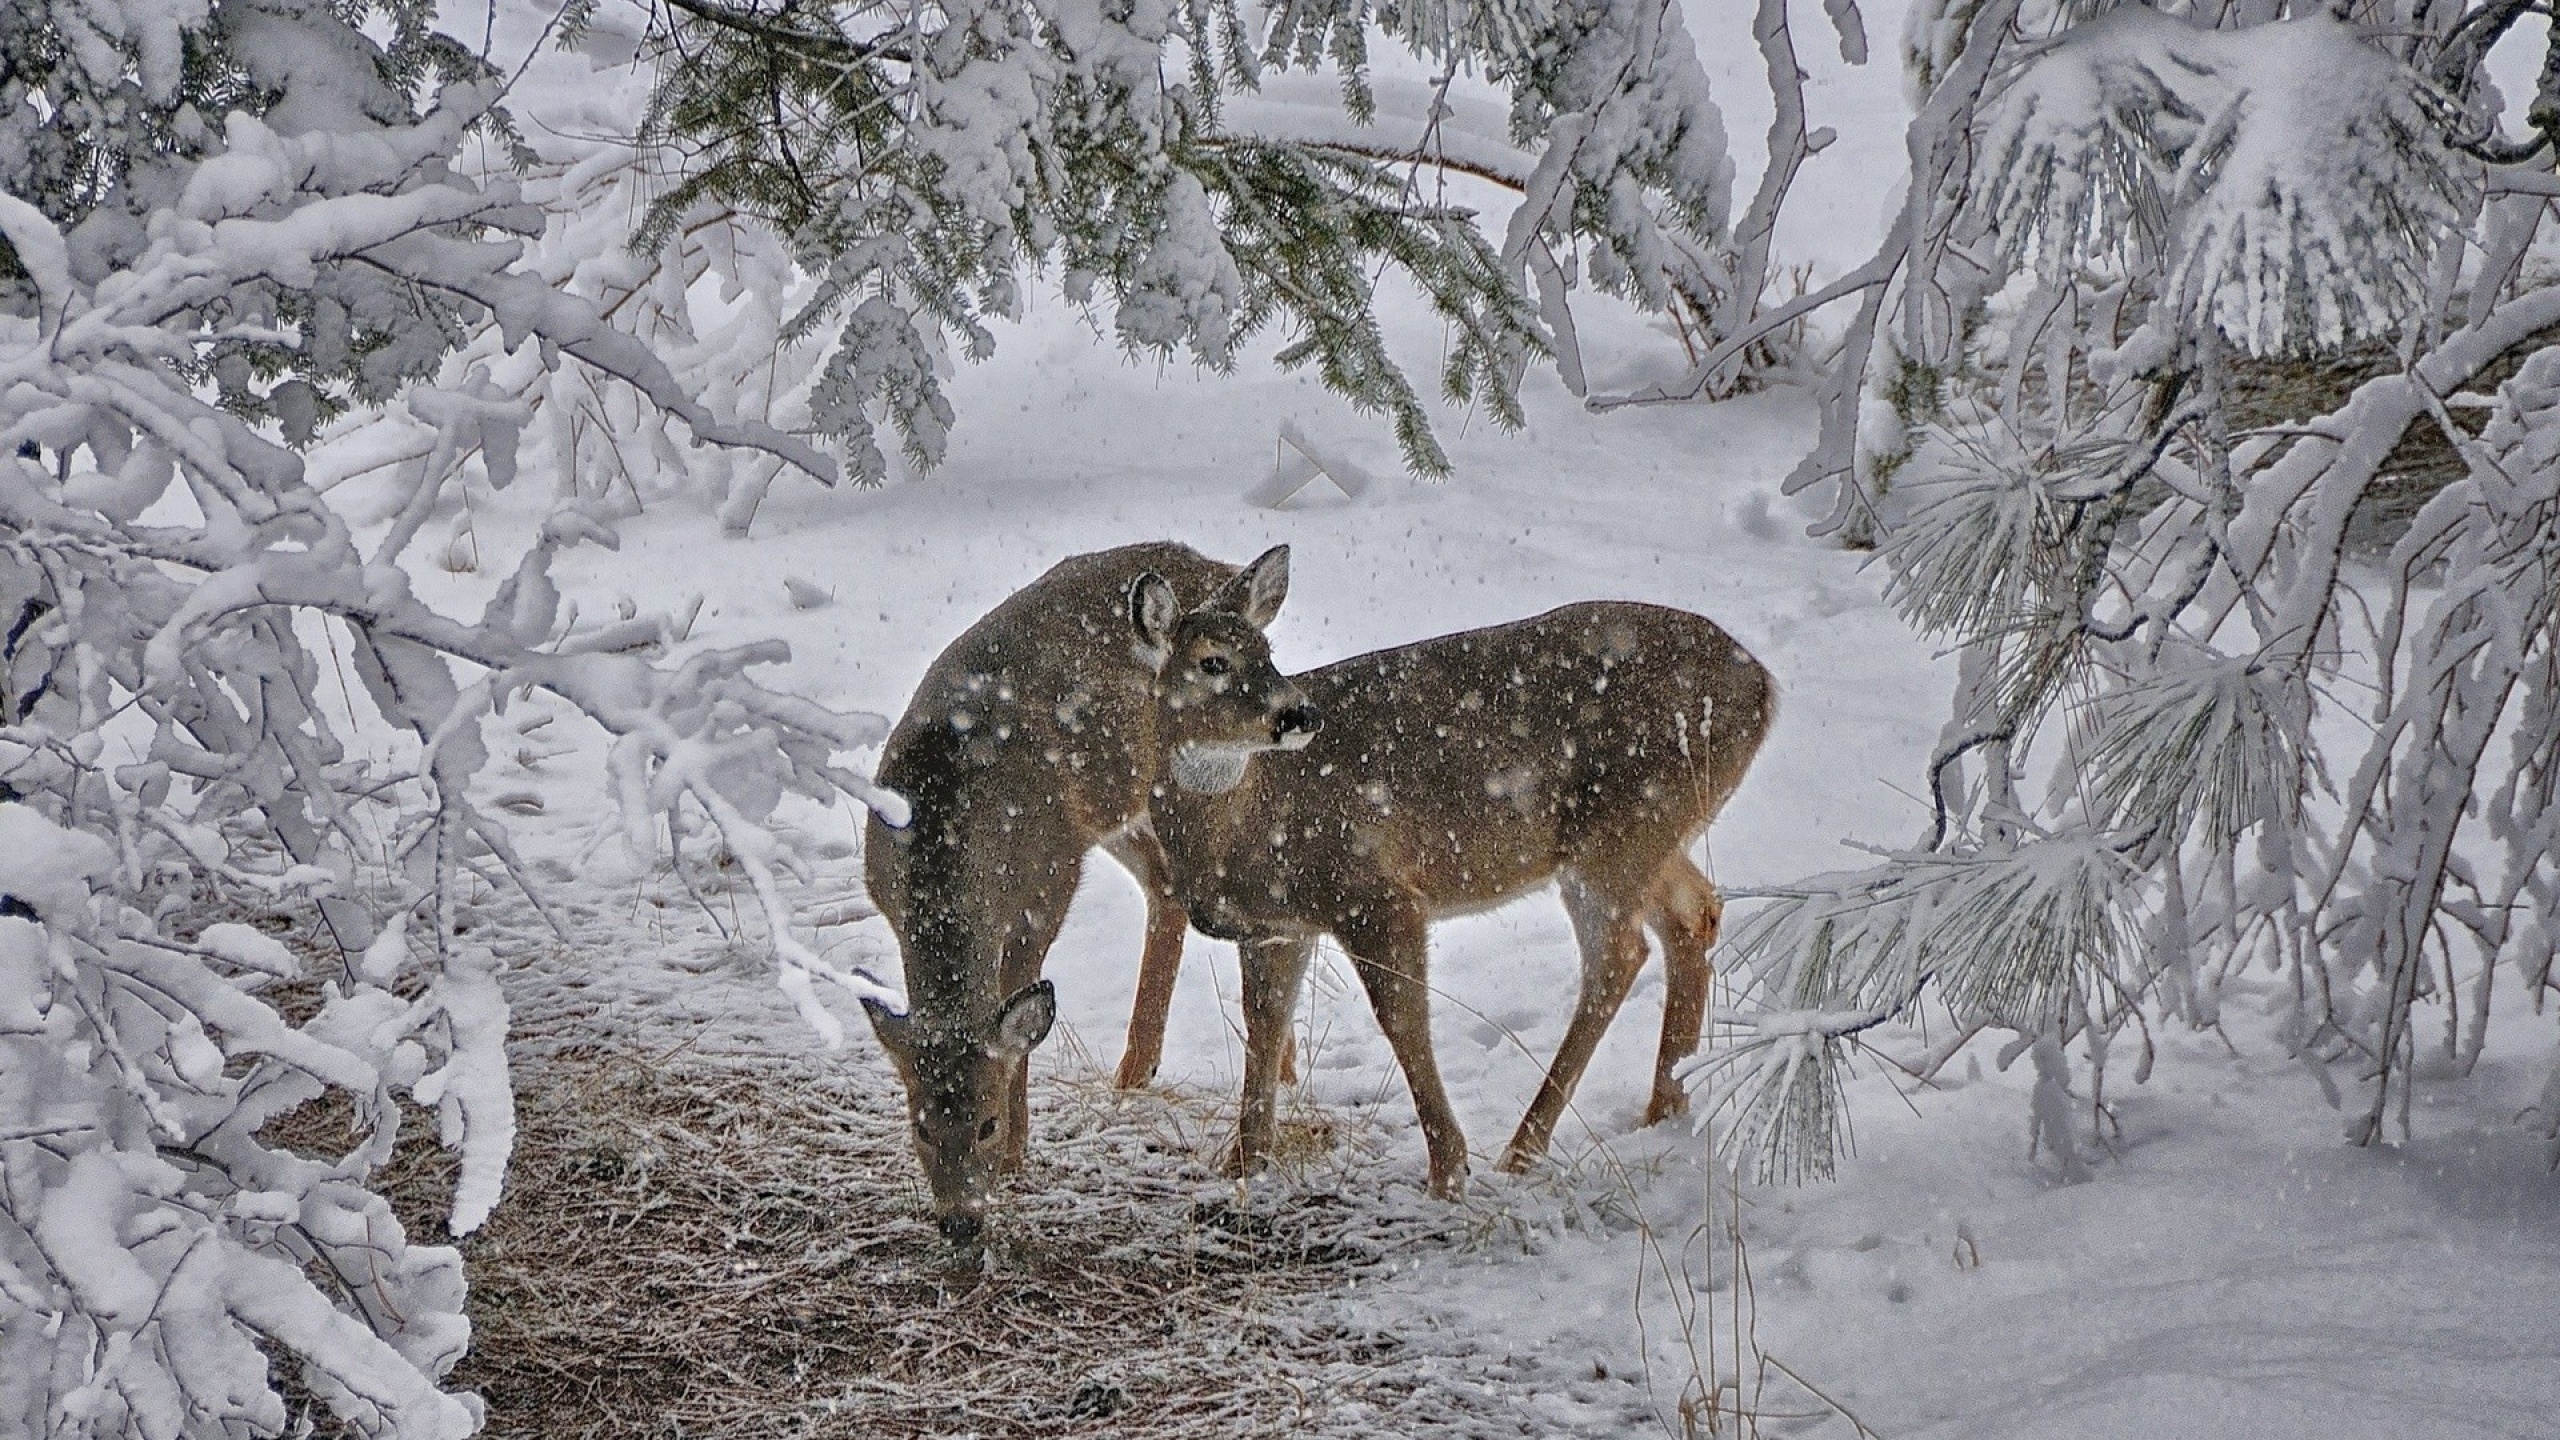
top-left (0, 193), bottom-right (74, 321)
top-left (196, 923), bottom-right (304, 979)
top-left (405, 944), bottom-right (516, 1236)
top-left (410, 229), bottom-right (2560, 1437)
top-left (1117, 172), bottom-right (1247, 364)
top-left (12, 0), bottom-right (2559, 1432)
top-left (1974, 9), bottom-right (2464, 355)
top-left (33, 1154), bottom-right (161, 1328)
top-left (0, 803), bottom-right (117, 918)
top-left (1740, 1011), bottom-right (2560, 1439)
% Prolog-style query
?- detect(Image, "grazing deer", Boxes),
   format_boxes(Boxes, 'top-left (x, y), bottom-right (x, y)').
top-left (860, 542), bottom-right (1289, 1239)
top-left (1128, 556), bottom-right (1773, 1197)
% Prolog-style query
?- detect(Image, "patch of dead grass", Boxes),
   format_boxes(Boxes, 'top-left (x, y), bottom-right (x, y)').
top-left (338, 1048), bottom-right (1504, 1439)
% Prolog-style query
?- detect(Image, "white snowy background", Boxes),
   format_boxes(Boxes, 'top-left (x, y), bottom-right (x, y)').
top-left (14, 0), bottom-right (2560, 1431)
top-left (479, 355), bottom-right (2560, 1435)
top-left (441, 1), bottom-right (2560, 1434)
top-left (379, 4), bottom-right (2560, 1433)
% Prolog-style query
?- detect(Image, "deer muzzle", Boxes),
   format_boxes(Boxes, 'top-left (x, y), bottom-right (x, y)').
top-left (1273, 700), bottom-right (1321, 749)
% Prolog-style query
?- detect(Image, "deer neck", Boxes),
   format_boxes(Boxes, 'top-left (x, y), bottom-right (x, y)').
top-left (1168, 740), bottom-right (1267, 795)
top-left (871, 726), bottom-right (1079, 1014)
top-left (1147, 753), bottom-right (1283, 942)
top-left (1149, 743), bottom-right (1274, 864)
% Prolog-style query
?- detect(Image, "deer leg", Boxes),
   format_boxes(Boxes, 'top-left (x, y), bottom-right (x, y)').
top-left (1110, 825), bottom-right (1303, 1092)
top-left (1339, 896), bottom-right (1470, 1198)
top-left (1103, 826), bottom-right (1296, 1088)
top-left (1227, 935), bottom-right (1314, 1178)
top-left (1117, 870), bottom-right (1192, 1092)
top-left (1114, 891), bottom-right (1192, 1089)
top-left (1645, 856), bottom-right (1722, 1125)
top-left (1503, 877), bottom-right (1650, 1171)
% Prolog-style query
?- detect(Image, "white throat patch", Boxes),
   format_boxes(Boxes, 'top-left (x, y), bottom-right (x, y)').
top-left (1171, 742), bottom-right (1264, 794)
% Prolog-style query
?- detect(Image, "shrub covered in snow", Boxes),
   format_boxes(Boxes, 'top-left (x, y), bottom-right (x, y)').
top-left (1691, 0), bottom-right (2560, 1179)
top-left (0, 0), bottom-right (899, 1430)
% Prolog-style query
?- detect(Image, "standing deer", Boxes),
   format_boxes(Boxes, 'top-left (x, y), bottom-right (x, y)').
top-left (1128, 555), bottom-right (1773, 1196)
top-left (860, 541), bottom-right (1289, 1239)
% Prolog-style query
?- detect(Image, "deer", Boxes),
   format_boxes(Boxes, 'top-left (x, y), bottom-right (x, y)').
top-left (1127, 552), bottom-right (1773, 1198)
top-left (858, 541), bottom-right (1292, 1240)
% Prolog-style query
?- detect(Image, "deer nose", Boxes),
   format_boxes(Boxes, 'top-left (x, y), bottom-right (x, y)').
top-left (1273, 701), bottom-right (1321, 744)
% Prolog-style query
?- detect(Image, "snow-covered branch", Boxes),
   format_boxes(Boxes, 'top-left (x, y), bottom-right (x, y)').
top-left (0, 1), bottom-right (901, 1429)
top-left (1726, 0), bottom-right (2560, 1179)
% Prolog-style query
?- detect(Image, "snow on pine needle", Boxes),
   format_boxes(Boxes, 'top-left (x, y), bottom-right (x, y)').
top-left (1974, 7), bottom-right (2467, 357)
top-left (2080, 646), bottom-right (2309, 859)
top-left (643, 0), bottom-right (1781, 473)
top-left (1746, 0), bottom-right (2560, 1176)
top-left (1878, 418), bottom-right (2091, 645)
top-left (1494, 0), bottom-right (1738, 313)
top-left (1700, 834), bottom-right (2143, 1182)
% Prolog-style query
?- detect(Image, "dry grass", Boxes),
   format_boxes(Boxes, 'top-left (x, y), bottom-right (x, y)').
top-left (209, 882), bottom-right (1542, 1437)
top-left (327, 1048), bottom-right (1516, 1439)
top-left (232, 886), bottom-right (1861, 1439)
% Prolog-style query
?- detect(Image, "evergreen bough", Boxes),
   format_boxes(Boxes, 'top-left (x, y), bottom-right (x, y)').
top-left (1705, 0), bottom-right (2560, 1184)
top-left (630, 0), bottom-right (1744, 475)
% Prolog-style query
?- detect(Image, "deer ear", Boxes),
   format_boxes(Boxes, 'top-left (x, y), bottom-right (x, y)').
top-left (1211, 545), bottom-right (1290, 630)
top-left (989, 981), bottom-right (1056, 1061)
top-left (1129, 572), bottom-right (1177, 669)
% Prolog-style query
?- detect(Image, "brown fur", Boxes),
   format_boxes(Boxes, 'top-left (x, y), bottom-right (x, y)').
top-left (861, 542), bottom-right (1251, 1234)
top-left (1136, 585), bottom-right (1774, 1197)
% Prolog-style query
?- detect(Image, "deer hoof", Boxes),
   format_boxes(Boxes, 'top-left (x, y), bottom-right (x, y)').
top-left (1112, 1058), bottom-right (1157, 1090)
top-left (1643, 1089), bottom-right (1690, 1126)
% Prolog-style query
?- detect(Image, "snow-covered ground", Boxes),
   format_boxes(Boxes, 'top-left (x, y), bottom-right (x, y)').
top-left (391, 4), bottom-right (2560, 1434)
top-left (419, 312), bottom-right (2560, 1435)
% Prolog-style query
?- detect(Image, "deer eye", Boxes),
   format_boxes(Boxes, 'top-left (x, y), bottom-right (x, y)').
top-left (1198, 654), bottom-right (1230, 677)
top-left (912, 1117), bottom-right (930, 1143)
top-left (977, 1116), bottom-right (999, 1141)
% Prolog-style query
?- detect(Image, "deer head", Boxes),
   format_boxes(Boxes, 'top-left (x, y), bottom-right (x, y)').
top-left (861, 980), bottom-right (1055, 1242)
top-left (1128, 544), bottom-right (1320, 793)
